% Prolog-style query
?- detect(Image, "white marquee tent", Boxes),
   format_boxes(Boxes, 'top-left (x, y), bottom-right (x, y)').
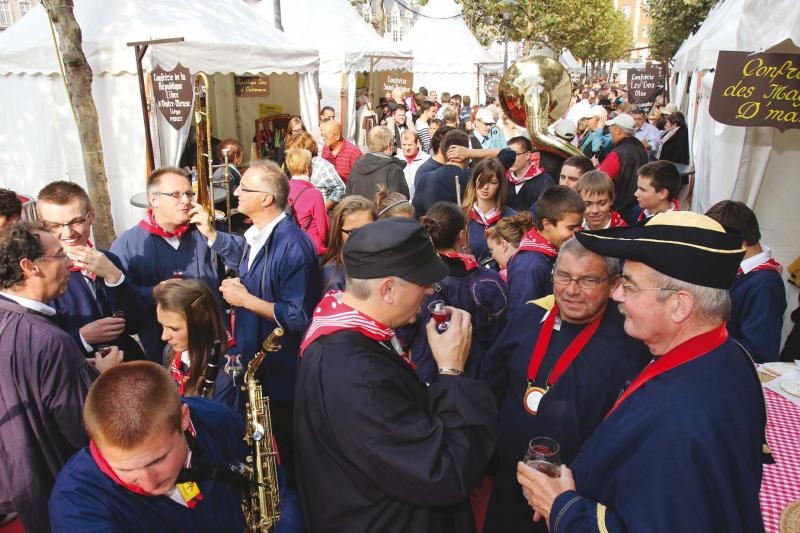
top-left (672, 0), bottom-right (800, 340)
top-left (0, 0), bottom-right (320, 233)
top-left (401, 0), bottom-right (501, 103)
top-left (249, 0), bottom-right (412, 140)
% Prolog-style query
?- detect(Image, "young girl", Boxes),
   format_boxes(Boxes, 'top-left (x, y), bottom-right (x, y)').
top-left (461, 158), bottom-right (515, 262)
top-left (412, 201), bottom-right (509, 382)
top-left (320, 195), bottom-right (376, 295)
top-left (153, 278), bottom-right (234, 405)
top-left (485, 212), bottom-right (535, 282)
top-left (286, 147), bottom-right (330, 255)
top-left (376, 184), bottom-right (414, 219)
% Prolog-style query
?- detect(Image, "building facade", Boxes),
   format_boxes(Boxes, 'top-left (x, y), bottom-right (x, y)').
top-left (613, 0), bottom-right (651, 61)
top-left (356, 0), bottom-right (419, 43)
top-left (0, 0), bottom-right (38, 31)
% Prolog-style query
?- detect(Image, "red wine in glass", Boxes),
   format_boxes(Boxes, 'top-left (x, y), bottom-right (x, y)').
top-left (428, 300), bottom-right (450, 332)
top-left (523, 437), bottom-right (561, 478)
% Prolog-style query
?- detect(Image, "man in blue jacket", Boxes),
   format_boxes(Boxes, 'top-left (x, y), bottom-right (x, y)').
top-left (219, 159), bottom-right (320, 490)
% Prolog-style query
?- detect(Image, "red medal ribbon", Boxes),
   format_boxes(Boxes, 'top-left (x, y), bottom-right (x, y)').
top-left (526, 304), bottom-right (604, 387)
top-left (737, 257), bottom-right (783, 276)
top-left (469, 206), bottom-right (502, 227)
top-left (605, 323), bottom-right (728, 418)
top-left (440, 250), bottom-right (479, 271)
top-left (138, 209), bottom-right (190, 238)
top-left (301, 291), bottom-right (413, 367)
top-left (516, 227), bottom-right (558, 258)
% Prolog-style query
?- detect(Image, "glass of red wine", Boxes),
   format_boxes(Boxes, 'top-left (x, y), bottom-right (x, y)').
top-left (428, 300), bottom-right (450, 332)
top-left (523, 437), bottom-right (562, 478)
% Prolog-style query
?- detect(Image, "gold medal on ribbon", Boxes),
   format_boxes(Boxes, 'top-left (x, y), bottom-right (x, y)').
top-left (523, 385), bottom-right (548, 415)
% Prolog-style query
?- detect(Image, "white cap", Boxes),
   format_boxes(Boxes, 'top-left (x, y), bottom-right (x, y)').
top-left (551, 119), bottom-right (576, 141)
top-left (661, 103), bottom-right (678, 116)
top-left (606, 113), bottom-right (635, 131)
top-left (580, 106), bottom-right (605, 120)
top-left (474, 108), bottom-right (496, 124)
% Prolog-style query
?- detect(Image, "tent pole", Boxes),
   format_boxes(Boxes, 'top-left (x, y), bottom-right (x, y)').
top-left (340, 72), bottom-right (347, 138)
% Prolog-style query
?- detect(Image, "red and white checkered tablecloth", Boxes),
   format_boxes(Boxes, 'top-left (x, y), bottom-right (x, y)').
top-left (760, 389), bottom-right (800, 533)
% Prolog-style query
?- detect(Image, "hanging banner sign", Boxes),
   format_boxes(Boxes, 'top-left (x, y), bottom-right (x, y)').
top-left (151, 64), bottom-right (193, 131)
top-left (258, 104), bottom-right (283, 118)
top-left (235, 76), bottom-right (270, 97)
top-left (379, 70), bottom-right (414, 94)
top-left (627, 68), bottom-right (661, 113)
top-left (710, 51), bottom-right (800, 132)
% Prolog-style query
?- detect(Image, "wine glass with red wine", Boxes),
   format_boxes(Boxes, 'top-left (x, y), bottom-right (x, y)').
top-left (427, 300), bottom-right (450, 332)
top-left (523, 437), bottom-right (562, 478)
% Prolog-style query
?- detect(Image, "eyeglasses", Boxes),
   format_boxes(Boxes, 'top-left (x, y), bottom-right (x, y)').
top-left (619, 281), bottom-right (679, 297)
top-left (552, 271), bottom-right (614, 290)
top-left (156, 191), bottom-right (196, 200)
top-left (238, 186), bottom-right (272, 194)
top-left (38, 252), bottom-right (69, 262)
top-left (41, 214), bottom-right (90, 234)
top-left (514, 151), bottom-right (531, 157)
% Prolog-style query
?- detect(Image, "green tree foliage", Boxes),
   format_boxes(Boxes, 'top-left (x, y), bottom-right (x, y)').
top-left (645, 0), bottom-right (718, 61)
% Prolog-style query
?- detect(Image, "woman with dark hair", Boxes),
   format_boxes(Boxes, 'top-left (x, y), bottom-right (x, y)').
top-left (320, 195), bottom-right (376, 295)
top-left (153, 278), bottom-right (234, 405)
top-left (461, 158), bottom-right (515, 263)
top-left (658, 111), bottom-right (689, 164)
top-left (410, 201), bottom-right (509, 383)
top-left (276, 116), bottom-right (307, 167)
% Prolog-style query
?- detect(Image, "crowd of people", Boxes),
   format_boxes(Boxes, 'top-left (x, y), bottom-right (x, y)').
top-left (0, 79), bottom-right (795, 533)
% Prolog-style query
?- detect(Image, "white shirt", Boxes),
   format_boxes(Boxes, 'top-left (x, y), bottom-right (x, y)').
top-left (243, 212), bottom-right (287, 270)
top-left (395, 151), bottom-right (430, 201)
top-left (0, 291), bottom-right (56, 316)
top-left (740, 246), bottom-right (774, 274)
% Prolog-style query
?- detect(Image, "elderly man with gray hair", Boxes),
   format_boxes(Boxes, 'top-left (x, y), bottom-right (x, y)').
top-left (345, 125), bottom-right (409, 200)
top-left (596, 113), bottom-right (648, 223)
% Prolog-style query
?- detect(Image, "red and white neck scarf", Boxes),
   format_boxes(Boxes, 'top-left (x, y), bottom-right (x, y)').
top-left (507, 153), bottom-right (545, 186)
top-left (583, 210), bottom-right (628, 231)
top-left (69, 239), bottom-right (97, 281)
top-left (301, 291), bottom-right (413, 367)
top-left (738, 258), bottom-right (783, 276)
top-left (138, 209), bottom-right (190, 239)
top-left (170, 351), bottom-right (191, 396)
top-left (470, 205), bottom-right (503, 227)
top-left (440, 250), bottom-right (479, 271)
top-left (637, 199), bottom-right (680, 222)
top-left (516, 227), bottom-right (558, 258)
top-left (499, 268), bottom-right (508, 282)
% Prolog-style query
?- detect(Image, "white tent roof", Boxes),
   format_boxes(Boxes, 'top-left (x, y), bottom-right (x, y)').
top-left (401, 0), bottom-right (500, 74)
top-left (0, 0), bottom-right (319, 76)
top-left (249, 0), bottom-right (412, 73)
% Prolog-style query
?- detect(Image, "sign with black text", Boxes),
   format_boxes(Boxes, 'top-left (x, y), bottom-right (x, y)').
top-left (151, 64), bottom-right (193, 131)
top-left (627, 68), bottom-right (661, 113)
top-left (710, 51), bottom-right (800, 132)
top-left (378, 70), bottom-right (414, 94)
top-left (234, 76), bottom-right (270, 97)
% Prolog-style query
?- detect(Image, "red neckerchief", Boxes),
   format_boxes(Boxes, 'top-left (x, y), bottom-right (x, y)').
top-left (403, 152), bottom-right (419, 165)
top-left (170, 352), bottom-right (190, 396)
top-left (738, 257), bottom-right (783, 276)
top-left (527, 304), bottom-right (604, 387)
top-left (605, 323), bottom-right (728, 418)
top-left (582, 210), bottom-right (628, 231)
top-left (440, 250), bottom-right (479, 271)
top-left (516, 227), bottom-right (558, 258)
top-left (69, 240), bottom-right (97, 281)
top-left (506, 154), bottom-right (544, 186)
top-left (138, 209), bottom-right (190, 238)
top-left (499, 268), bottom-right (508, 282)
top-left (301, 291), bottom-right (413, 367)
top-left (470, 205), bottom-right (502, 226)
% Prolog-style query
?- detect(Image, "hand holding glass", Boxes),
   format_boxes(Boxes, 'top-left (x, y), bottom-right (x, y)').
top-left (428, 300), bottom-right (450, 332)
top-left (523, 437), bottom-right (562, 478)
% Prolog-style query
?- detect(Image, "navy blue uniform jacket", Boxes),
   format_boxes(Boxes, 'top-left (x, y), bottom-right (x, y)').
top-left (413, 164), bottom-right (470, 218)
top-left (49, 397), bottom-right (247, 532)
top-left (507, 173), bottom-right (555, 212)
top-left (295, 330), bottom-right (497, 533)
top-left (549, 337), bottom-right (766, 533)
top-left (482, 303), bottom-right (649, 533)
top-left (729, 269), bottom-right (787, 363)
top-left (50, 249), bottom-right (147, 361)
top-left (507, 249), bottom-right (554, 315)
top-left (234, 217), bottom-right (320, 402)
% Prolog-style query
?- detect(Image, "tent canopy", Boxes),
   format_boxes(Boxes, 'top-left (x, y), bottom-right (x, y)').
top-left (250, 0), bottom-right (412, 73)
top-left (0, 0), bottom-right (320, 76)
top-left (401, 0), bottom-right (500, 74)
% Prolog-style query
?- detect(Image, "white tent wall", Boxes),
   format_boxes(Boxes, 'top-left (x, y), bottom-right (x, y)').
top-left (412, 71), bottom-right (488, 105)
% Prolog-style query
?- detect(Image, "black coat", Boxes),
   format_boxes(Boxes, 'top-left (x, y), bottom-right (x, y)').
top-left (659, 126), bottom-right (690, 165)
top-left (345, 152), bottom-right (409, 200)
top-left (295, 330), bottom-right (497, 533)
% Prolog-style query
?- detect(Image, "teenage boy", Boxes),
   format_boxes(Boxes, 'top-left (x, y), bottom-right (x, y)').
top-left (506, 186), bottom-right (585, 314)
top-left (576, 171), bottom-right (628, 230)
top-left (633, 160), bottom-right (681, 222)
top-left (705, 200), bottom-right (787, 363)
top-left (558, 156), bottom-right (594, 191)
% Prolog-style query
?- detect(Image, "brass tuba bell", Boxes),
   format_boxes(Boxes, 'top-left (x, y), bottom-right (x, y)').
top-left (499, 56), bottom-right (582, 160)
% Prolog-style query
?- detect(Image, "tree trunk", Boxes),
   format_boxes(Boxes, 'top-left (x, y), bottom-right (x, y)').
top-left (372, 0), bottom-right (386, 37)
top-left (43, 0), bottom-right (115, 247)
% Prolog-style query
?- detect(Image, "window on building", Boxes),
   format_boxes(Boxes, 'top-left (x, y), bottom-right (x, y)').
top-left (0, 0), bottom-right (12, 26)
top-left (19, 0), bottom-right (32, 16)
top-left (621, 5), bottom-right (632, 18)
top-left (391, 5), bottom-right (401, 42)
top-left (361, 2), bottom-right (371, 23)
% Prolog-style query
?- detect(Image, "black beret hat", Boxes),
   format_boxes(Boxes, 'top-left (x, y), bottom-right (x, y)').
top-left (575, 211), bottom-right (745, 289)
top-left (343, 218), bottom-right (448, 285)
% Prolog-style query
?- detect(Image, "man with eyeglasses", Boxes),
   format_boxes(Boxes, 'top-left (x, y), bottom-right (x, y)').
top-left (518, 211), bottom-right (767, 533)
top-left (482, 237), bottom-right (649, 533)
top-left (37, 181), bottom-right (147, 361)
top-left (111, 166), bottom-right (244, 360)
top-left (0, 223), bottom-right (122, 532)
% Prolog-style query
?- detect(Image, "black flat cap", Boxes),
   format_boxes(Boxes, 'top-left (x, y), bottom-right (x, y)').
top-left (344, 218), bottom-right (448, 285)
top-left (575, 211), bottom-right (745, 289)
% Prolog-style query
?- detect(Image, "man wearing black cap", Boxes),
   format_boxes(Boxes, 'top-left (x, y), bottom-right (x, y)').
top-left (294, 218), bottom-right (497, 533)
top-left (517, 212), bottom-right (767, 533)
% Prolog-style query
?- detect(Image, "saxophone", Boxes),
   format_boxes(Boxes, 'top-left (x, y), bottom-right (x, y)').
top-left (240, 327), bottom-right (283, 532)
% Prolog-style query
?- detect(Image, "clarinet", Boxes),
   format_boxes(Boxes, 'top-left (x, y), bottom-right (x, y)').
top-left (199, 340), bottom-right (223, 398)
